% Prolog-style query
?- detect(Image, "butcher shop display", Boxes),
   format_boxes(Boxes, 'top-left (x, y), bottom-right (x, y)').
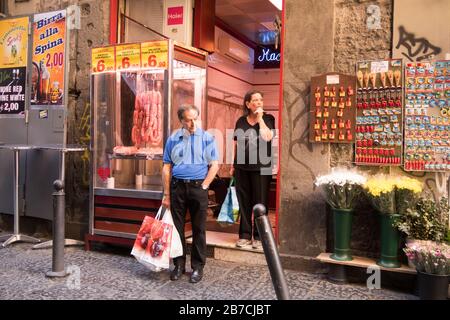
top-left (114, 73), bottom-right (164, 158)
top-left (132, 80), bottom-right (163, 148)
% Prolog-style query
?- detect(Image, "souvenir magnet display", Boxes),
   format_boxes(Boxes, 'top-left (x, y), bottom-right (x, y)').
top-left (309, 73), bottom-right (356, 144)
top-left (355, 59), bottom-right (404, 166)
top-left (404, 60), bottom-right (450, 172)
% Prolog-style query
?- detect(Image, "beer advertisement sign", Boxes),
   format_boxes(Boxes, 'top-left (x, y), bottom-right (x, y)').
top-left (0, 17), bottom-right (29, 68)
top-left (0, 17), bottom-right (29, 117)
top-left (31, 10), bottom-right (66, 107)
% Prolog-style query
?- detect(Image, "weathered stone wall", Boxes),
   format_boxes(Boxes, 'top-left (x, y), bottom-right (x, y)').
top-left (330, 0), bottom-right (393, 258)
top-left (64, 0), bottom-right (110, 239)
top-left (279, 0), bottom-right (334, 257)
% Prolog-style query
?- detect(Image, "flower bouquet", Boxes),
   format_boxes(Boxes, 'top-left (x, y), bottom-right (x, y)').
top-left (314, 168), bottom-right (366, 261)
top-left (364, 175), bottom-right (397, 214)
top-left (394, 176), bottom-right (423, 216)
top-left (364, 175), bottom-right (423, 268)
top-left (404, 240), bottom-right (450, 275)
top-left (404, 240), bottom-right (449, 299)
top-left (314, 168), bottom-right (366, 210)
top-left (364, 175), bottom-right (423, 215)
top-left (395, 196), bottom-right (449, 242)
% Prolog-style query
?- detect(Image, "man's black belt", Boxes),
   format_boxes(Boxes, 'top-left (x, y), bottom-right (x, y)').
top-left (172, 177), bottom-right (203, 185)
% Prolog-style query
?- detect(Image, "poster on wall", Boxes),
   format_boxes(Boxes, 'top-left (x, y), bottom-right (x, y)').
top-left (31, 10), bottom-right (66, 108)
top-left (393, 0), bottom-right (450, 62)
top-left (0, 17), bottom-right (29, 117)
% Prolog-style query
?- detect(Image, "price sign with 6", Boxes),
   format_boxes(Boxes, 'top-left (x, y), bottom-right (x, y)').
top-left (141, 41), bottom-right (168, 70)
top-left (91, 46), bottom-right (115, 73)
top-left (115, 43), bottom-right (141, 70)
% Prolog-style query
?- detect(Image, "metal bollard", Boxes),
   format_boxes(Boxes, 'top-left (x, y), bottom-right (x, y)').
top-left (253, 204), bottom-right (290, 300)
top-left (46, 180), bottom-right (68, 278)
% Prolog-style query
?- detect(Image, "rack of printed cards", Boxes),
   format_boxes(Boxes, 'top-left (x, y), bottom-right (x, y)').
top-left (309, 59), bottom-right (450, 173)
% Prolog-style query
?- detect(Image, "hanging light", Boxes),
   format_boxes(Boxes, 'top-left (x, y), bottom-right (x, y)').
top-left (269, 0), bottom-right (282, 11)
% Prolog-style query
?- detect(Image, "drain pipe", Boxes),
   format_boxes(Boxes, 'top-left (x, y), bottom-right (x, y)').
top-left (253, 204), bottom-right (290, 300)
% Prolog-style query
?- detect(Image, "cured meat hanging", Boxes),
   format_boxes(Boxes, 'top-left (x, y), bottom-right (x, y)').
top-left (132, 87), bottom-right (163, 148)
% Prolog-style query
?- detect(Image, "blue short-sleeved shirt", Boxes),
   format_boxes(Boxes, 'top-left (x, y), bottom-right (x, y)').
top-left (163, 128), bottom-right (219, 180)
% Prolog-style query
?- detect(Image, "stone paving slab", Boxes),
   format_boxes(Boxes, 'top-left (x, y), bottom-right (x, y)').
top-left (0, 234), bottom-right (418, 300)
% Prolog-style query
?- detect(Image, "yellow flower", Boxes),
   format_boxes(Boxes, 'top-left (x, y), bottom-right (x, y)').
top-left (365, 176), bottom-right (396, 197)
top-left (394, 176), bottom-right (423, 194)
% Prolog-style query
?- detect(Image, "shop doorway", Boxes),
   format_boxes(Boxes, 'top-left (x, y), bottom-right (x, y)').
top-left (203, 0), bottom-right (283, 248)
top-left (110, 0), bottom-right (283, 249)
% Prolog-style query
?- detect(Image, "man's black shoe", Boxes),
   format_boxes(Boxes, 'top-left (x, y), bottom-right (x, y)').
top-left (170, 265), bottom-right (185, 281)
top-left (189, 269), bottom-right (203, 283)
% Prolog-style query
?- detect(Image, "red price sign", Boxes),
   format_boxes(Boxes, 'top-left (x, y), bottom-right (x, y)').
top-left (91, 46), bottom-right (115, 73)
top-left (141, 40), bottom-right (169, 69)
top-left (115, 43), bottom-right (141, 70)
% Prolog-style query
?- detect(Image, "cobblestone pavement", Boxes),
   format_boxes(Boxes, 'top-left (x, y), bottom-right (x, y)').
top-left (0, 234), bottom-right (417, 300)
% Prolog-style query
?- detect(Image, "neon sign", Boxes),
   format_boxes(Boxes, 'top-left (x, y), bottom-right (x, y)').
top-left (254, 46), bottom-right (280, 69)
top-left (258, 48), bottom-right (280, 63)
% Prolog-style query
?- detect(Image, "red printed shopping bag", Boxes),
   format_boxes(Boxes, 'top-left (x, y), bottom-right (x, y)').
top-left (131, 207), bottom-right (173, 271)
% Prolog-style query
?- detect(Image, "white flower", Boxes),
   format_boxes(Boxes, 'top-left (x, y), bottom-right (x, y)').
top-left (314, 168), bottom-right (366, 187)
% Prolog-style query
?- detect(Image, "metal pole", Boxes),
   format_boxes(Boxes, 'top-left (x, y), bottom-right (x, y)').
top-left (46, 180), bottom-right (68, 278)
top-left (14, 149), bottom-right (19, 235)
top-left (253, 204), bottom-right (290, 300)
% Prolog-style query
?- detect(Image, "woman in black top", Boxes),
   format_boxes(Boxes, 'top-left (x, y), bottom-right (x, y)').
top-left (231, 90), bottom-right (275, 250)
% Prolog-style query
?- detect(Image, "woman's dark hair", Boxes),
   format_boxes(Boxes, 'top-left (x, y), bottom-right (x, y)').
top-left (242, 90), bottom-right (264, 116)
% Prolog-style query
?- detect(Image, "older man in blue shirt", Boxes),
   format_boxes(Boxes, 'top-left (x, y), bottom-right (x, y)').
top-left (162, 104), bottom-right (219, 283)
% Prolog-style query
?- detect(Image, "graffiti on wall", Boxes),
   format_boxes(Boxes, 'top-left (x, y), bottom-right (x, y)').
top-left (395, 26), bottom-right (442, 62)
top-left (76, 102), bottom-right (90, 187)
top-left (286, 82), bottom-right (328, 181)
top-left (393, 0), bottom-right (449, 62)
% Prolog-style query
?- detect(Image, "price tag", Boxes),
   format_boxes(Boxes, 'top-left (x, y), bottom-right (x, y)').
top-left (326, 75), bottom-right (340, 84)
top-left (91, 46), bottom-right (116, 73)
top-left (141, 40), bottom-right (169, 69)
top-left (115, 43), bottom-right (141, 70)
top-left (371, 61), bottom-right (389, 74)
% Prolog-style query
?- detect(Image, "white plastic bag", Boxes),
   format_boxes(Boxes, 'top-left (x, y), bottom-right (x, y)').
top-left (161, 208), bottom-right (183, 258)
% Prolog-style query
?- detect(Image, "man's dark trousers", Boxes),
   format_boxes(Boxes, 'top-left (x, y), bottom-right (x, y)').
top-left (170, 178), bottom-right (208, 270)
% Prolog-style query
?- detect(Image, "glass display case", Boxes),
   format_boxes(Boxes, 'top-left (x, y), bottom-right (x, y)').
top-left (88, 40), bottom-right (207, 241)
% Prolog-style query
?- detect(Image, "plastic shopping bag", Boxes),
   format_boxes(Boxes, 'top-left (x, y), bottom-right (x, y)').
top-left (217, 178), bottom-right (239, 226)
top-left (131, 206), bottom-right (173, 272)
top-left (161, 208), bottom-right (183, 258)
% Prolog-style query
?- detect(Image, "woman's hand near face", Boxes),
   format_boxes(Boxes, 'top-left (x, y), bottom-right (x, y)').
top-left (255, 107), bottom-right (264, 122)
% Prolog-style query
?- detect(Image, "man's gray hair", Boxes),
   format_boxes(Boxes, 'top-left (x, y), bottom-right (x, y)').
top-left (177, 104), bottom-right (199, 121)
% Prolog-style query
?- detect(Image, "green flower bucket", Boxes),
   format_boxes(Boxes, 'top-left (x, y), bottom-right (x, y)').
top-left (377, 213), bottom-right (401, 268)
top-left (330, 208), bottom-right (353, 261)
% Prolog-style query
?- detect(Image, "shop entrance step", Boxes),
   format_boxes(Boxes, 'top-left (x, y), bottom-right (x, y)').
top-left (186, 231), bottom-right (267, 266)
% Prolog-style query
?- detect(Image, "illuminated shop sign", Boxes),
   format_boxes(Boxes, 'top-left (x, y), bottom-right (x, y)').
top-left (254, 45), bottom-right (280, 69)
